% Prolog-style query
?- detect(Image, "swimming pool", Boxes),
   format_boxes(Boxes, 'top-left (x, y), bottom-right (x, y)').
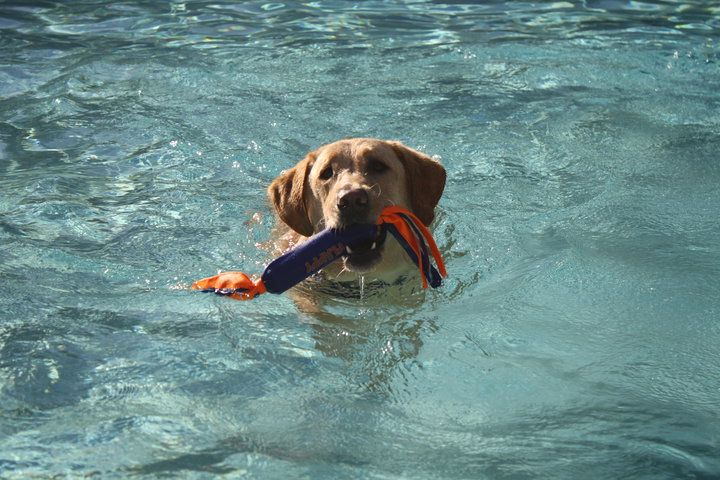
top-left (1, 1), bottom-right (719, 477)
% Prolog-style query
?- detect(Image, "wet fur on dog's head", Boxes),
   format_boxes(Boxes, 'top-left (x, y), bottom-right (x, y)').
top-left (268, 138), bottom-right (445, 279)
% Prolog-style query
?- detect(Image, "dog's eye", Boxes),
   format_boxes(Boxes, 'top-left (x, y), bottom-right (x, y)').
top-left (319, 166), bottom-right (333, 180)
top-left (369, 160), bottom-right (389, 174)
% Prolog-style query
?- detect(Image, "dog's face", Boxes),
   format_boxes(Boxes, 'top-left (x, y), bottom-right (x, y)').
top-left (268, 138), bottom-right (445, 278)
top-left (306, 140), bottom-right (409, 231)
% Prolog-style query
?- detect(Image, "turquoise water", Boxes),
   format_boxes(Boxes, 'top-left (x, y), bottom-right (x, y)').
top-left (1, 1), bottom-right (720, 478)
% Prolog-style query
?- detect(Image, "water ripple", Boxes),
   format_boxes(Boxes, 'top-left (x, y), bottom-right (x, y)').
top-left (0, 1), bottom-right (717, 60)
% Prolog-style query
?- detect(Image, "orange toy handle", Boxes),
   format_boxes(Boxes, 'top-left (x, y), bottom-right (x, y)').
top-left (191, 271), bottom-right (266, 301)
top-left (378, 206), bottom-right (447, 289)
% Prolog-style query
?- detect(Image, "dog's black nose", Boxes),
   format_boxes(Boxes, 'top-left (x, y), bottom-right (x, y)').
top-left (337, 188), bottom-right (369, 222)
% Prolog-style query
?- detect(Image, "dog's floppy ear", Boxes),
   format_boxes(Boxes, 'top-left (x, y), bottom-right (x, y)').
top-left (390, 141), bottom-right (446, 226)
top-left (267, 153), bottom-right (315, 237)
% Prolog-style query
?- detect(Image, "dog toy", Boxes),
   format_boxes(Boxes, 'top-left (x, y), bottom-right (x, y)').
top-left (191, 206), bottom-right (446, 301)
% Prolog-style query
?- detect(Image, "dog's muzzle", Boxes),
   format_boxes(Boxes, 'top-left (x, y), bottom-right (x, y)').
top-left (337, 188), bottom-right (370, 225)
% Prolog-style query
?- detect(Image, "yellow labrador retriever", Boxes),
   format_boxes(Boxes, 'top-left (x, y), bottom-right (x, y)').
top-left (268, 138), bottom-right (446, 286)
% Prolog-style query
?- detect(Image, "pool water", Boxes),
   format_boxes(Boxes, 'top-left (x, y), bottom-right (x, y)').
top-left (1, 1), bottom-right (719, 478)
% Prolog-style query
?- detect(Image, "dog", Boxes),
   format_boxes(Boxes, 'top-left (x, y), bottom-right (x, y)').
top-left (268, 138), bottom-right (446, 288)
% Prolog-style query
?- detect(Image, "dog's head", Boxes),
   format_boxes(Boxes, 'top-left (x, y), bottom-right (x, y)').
top-left (268, 138), bottom-right (445, 275)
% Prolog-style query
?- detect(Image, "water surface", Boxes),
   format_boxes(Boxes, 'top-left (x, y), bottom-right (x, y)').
top-left (1, 1), bottom-right (719, 478)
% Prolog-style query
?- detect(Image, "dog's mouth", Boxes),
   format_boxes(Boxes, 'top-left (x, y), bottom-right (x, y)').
top-left (342, 226), bottom-right (388, 272)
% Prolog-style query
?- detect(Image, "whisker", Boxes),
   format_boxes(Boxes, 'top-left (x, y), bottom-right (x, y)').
top-left (335, 264), bottom-right (351, 279)
top-left (369, 183), bottom-right (383, 197)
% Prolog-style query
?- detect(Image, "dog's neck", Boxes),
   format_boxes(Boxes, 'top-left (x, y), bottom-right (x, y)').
top-left (303, 274), bottom-right (408, 299)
